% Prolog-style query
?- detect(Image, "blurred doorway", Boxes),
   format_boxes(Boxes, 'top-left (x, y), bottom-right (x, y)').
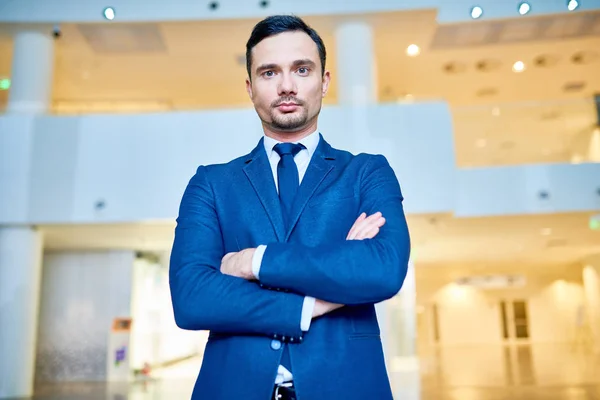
top-left (500, 299), bottom-right (530, 343)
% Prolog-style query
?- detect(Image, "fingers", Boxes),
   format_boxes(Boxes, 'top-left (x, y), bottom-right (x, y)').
top-left (355, 216), bottom-right (385, 240)
top-left (347, 212), bottom-right (386, 240)
top-left (346, 212), bottom-right (366, 240)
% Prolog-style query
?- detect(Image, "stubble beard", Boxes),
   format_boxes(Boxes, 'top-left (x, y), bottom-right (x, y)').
top-left (269, 107), bottom-right (310, 131)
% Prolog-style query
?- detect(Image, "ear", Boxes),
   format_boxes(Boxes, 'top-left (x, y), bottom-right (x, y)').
top-left (321, 70), bottom-right (331, 98)
top-left (246, 78), bottom-right (253, 100)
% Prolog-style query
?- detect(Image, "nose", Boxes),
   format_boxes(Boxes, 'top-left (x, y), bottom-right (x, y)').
top-left (277, 72), bottom-right (297, 96)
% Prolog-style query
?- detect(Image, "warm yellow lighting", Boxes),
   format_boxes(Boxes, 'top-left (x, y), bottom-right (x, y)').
top-left (406, 44), bottom-right (420, 57)
top-left (512, 61), bottom-right (526, 72)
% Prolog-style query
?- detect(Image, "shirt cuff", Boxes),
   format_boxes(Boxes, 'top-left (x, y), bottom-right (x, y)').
top-left (252, 245), bottom-right (267, 280)
top-left (301, 296), bottom-right (316, 332)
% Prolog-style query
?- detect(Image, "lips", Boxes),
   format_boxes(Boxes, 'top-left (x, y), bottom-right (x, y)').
top-left (277, 103), bottom-right (299, 112)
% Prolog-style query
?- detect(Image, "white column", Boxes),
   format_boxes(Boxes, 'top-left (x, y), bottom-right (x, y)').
top-left (335, 20), bottom-right (377, 106)
top-left (0, 227), bottom-right (43, 399)
top-left (7, 27), bottom-right (55, 114)
top-left (394, 261), bottom-right (418, 359)
top-left (334, 20), bottom-right (382, 154)
top-left (583, 256), bottom-right (600, 353)
top-left (388, 261), bottom-right (420, 400)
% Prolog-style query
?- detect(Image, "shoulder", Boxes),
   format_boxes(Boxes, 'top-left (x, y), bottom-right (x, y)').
top-left (188, 149), bottom-right (254, 187)
top-left (327, 143), bottom-right (391, 171)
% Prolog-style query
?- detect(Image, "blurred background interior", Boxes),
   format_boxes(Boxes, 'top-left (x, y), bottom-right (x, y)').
top-left (1, 0), bottom-right (600, 399)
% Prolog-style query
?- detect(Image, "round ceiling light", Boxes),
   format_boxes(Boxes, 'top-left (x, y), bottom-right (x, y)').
top-left (103, 7), bottom-right (116, 20)
top-left (406, 44), bottom-right (420, 57)
top-left (470, 6), bottom-right (484, 19)
top-left (518, 2), bottom-right (531, 15)
top-left (567, 0), bottom-right (579, 11)
top-left (512, 61), bottom-right (526, 72)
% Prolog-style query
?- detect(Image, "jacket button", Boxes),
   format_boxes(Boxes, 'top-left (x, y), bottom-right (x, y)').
top-left (270, 340), bottom-right (282, 350)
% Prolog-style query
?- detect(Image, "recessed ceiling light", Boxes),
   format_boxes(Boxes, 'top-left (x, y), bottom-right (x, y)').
top-left (567, 0), bottom-right (579, 11)
top-left (406, 44), bottom-right (420, 57)
top-left (512, 61), bottom-right (526, 72)
top-left (518, 2), bottom-right (531, 15)
top-left (103, 7), bottom-right (115, 20)
top-left (470, 6), bottom-right (484, 19)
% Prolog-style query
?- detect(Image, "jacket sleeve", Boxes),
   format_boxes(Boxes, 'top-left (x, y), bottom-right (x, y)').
top-left (257, 155), bottom-right (411, 305)
top-left (169, 165), bottom-right (305, 339)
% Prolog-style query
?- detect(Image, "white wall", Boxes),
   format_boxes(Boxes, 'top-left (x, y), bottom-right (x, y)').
top-left (528, 280), bottom-right (586, 343)
top-left (432, 283), bottom-right (502, 345)
top-left (35, 250), bottom-right (134, 382)
top-left (417, 265), bottom-right (587, 347)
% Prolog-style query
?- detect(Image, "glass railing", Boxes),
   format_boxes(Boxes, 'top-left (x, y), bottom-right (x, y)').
top-left (2, 95), bottom-right (598, 169)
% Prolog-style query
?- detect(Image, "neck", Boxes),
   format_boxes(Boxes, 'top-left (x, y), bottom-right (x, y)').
top-left (263, 119), bottom-right (318, 143)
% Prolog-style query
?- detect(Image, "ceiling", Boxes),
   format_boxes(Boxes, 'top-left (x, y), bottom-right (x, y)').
top-left (0, 10), bottom-right (600, 166)
top-left (40, 211), bottom-right (600, 270)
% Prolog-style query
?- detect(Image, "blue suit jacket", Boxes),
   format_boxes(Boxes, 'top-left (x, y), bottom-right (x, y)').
top-left (170, 134), bottom-right (411, 399)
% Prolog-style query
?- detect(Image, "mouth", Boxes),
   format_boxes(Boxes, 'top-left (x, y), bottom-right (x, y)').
top-left (276, 103), bottom-right (300, 112)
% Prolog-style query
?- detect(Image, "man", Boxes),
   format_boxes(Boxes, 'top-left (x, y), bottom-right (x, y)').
top-left (170, 14), bottom-right (411, 400)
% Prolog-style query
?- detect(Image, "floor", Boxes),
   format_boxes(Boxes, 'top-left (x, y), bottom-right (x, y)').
top-left (22, 344), bottom-right (600, 399)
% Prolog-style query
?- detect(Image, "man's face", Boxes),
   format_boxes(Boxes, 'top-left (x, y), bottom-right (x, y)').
top-left (246, 31), bottom-right (330, 134)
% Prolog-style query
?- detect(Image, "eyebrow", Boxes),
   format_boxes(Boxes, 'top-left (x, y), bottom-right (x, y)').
top-left (255, 59), bottom-right (317, 75)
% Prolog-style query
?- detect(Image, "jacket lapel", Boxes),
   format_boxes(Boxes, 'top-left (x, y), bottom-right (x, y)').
top-left (242, 138), bottom-right (286, 242)
top-left (285, 135), bottom-right (336, 241)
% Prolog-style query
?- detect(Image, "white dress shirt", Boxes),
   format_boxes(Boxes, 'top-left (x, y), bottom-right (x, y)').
top-left (251, 129), bottom-right (320, 384)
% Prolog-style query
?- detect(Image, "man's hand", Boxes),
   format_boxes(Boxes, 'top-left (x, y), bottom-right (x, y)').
top-left (346, 212), bottom-right (386, 240)
top-left (313, 211), bottom-right (386, 318)
top-left (220, 248), bottom-right (256, 280)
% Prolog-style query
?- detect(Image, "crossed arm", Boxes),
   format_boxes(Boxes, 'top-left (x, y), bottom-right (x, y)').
top-left (169, 155), bottom-right (410, 337)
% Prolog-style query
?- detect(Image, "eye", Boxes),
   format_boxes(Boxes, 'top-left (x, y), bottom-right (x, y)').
top-left (262, 70), bottom-right (275, 78)
top-left (297, 67), bottom-right (309, 75)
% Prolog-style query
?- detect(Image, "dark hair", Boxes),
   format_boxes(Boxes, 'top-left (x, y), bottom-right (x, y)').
top-left (245, 15), bottom-right (326, 80)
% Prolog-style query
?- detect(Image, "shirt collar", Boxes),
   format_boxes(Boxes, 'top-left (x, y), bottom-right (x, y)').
top-left (263, 129), bottom-right (320, 160)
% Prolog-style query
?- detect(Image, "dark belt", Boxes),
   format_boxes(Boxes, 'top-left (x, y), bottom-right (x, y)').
top-left (272, 382), bottom-right (296, 400)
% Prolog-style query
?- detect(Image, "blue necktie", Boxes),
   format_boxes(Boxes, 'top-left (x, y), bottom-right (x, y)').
top-left (273, 142), bottom-right (305, 228)
top-left (272, 142), bottom-right (304, 372)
